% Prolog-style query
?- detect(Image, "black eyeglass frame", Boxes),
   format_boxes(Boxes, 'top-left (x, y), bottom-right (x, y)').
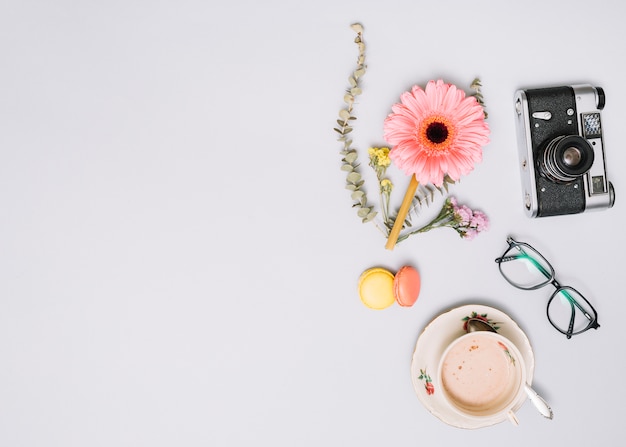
top-left (495, 237), bottom-right (600, 339)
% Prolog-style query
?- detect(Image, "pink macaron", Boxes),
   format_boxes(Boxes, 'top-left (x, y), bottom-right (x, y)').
top-left (393, 265), bottom-right (421, 307)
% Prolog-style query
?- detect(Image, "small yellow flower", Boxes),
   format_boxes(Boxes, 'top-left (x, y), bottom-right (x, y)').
top-left (380, 178), bottom-right (393, 193)
top-left (369, 147), bottom-right (391, 168)
top-left (376, 147), bottom-right (391, 167)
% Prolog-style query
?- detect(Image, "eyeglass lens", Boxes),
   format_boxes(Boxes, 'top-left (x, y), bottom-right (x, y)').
top-left (498, 244), bottom-right (552, 289)
top-left (547, 287), bottom-right (596, 335)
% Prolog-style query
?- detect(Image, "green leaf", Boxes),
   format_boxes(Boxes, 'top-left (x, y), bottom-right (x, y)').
top-left (347, 172), bottom-right (361, 183)
top-left (426, 186), bottom-right (435, 200)
top-left (350, 23), bottom-right (363, 33)
top-left (357, 207), bottom-right (370, 218)
top-left (345, 184), bottom-right (357, 191)
top-left (344, 151), bottom-right (358, 163)
top-left (351, 190), bottom-right (364, 201)
top-left (339, 109), bottom-right (351, 121)
top-left (362, 211), bottom-right (377, 223)
top-left (350, 87), bottom-right (362, 96)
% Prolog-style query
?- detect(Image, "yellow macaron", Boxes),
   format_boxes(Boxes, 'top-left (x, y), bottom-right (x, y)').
top-left (358, 267), bottom-right (396, 310)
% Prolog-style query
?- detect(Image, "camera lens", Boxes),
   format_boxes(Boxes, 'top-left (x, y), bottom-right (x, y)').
top-left (540, 135), bottom-right (595, 183)
top-left (562, 146), bottom-right (582, 166)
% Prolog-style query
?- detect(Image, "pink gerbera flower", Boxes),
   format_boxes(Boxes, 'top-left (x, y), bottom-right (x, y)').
top-left (383, 80), bottom-right (490, 186)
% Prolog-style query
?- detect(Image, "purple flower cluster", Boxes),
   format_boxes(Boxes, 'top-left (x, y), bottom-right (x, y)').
top-left (449, 197), bottom-right (490, 240)
top-left (408, 197), bottom-right (489, 241)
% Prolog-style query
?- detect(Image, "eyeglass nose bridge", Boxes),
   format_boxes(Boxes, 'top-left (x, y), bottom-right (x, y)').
top-left (549, 278), bottom-right (562, 290)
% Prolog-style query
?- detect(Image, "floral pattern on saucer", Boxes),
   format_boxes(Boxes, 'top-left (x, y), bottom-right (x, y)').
top-left (461, 311), bottom-right (501, 332)
top-left (410, 304), bottom-right (534, 429)
top-left (417, 369), bottom-right (435, 395)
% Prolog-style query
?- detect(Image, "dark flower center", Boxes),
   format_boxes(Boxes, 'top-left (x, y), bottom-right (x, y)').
top-left (426, 122), bottom-right (449, 144)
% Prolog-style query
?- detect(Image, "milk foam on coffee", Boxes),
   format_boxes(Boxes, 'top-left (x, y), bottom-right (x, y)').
top-left (441, 334), bottom-right (518, 414)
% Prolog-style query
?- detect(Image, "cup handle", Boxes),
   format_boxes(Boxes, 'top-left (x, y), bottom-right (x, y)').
top-left (507, 410), bottom-right (520, 426)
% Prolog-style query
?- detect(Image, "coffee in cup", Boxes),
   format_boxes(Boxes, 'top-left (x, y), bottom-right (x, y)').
top-left (437, 332), bottom-right (526, 423)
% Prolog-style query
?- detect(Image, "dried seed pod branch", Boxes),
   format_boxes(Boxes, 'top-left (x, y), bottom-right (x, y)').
top-left (470, 77), bottom-right (488, 119)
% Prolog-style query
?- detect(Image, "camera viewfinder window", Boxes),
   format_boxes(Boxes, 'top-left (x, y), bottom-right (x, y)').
top-left (582, 113), bottom-right (602, 138)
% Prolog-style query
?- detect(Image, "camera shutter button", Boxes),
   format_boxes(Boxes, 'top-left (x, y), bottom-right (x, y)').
top-left (532, 111), bottom-right (552, 120)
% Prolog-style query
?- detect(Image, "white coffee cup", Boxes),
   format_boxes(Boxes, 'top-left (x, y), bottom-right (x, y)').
top-left (437, 331), bottom-right (527, 425)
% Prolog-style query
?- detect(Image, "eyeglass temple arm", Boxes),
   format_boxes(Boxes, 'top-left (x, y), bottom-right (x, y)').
top-left (566, 300), bottom-right (576, 339)
top-left (495, 250), bottom-right (552, 280)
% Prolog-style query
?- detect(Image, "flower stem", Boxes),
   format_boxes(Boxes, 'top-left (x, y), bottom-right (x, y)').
top-left (385, 175), bottom-right (419, 250)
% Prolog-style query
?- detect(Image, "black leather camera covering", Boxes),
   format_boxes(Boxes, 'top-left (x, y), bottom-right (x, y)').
top-left (525, 87), bottom-right (586, 216)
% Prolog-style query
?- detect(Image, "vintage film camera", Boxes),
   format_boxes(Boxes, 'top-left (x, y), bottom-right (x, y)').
top-left (513, 84), bottom-right (615, 217)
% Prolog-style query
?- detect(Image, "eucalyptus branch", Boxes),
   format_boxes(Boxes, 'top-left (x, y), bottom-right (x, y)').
top-left (334, 23), bottom-right (377, 224)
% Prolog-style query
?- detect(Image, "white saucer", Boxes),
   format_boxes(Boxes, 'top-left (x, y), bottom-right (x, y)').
top-left (410, 304), bottom-right (535, 429)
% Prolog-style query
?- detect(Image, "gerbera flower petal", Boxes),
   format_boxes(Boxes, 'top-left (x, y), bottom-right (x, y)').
top-left (384, 80), bottom-right (490, 186)
top-left (441, 83), bottom-right (464, 113)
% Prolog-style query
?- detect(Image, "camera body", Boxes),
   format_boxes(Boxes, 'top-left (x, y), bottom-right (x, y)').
top-left (514, 84), bottom-right (615, 217)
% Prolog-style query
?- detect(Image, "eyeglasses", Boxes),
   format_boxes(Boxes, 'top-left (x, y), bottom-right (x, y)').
top-left (495, 237), bottom-right (600, 339)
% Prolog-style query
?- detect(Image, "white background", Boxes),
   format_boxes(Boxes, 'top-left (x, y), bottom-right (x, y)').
top-left (1, 0), bottom-right (624, 445)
